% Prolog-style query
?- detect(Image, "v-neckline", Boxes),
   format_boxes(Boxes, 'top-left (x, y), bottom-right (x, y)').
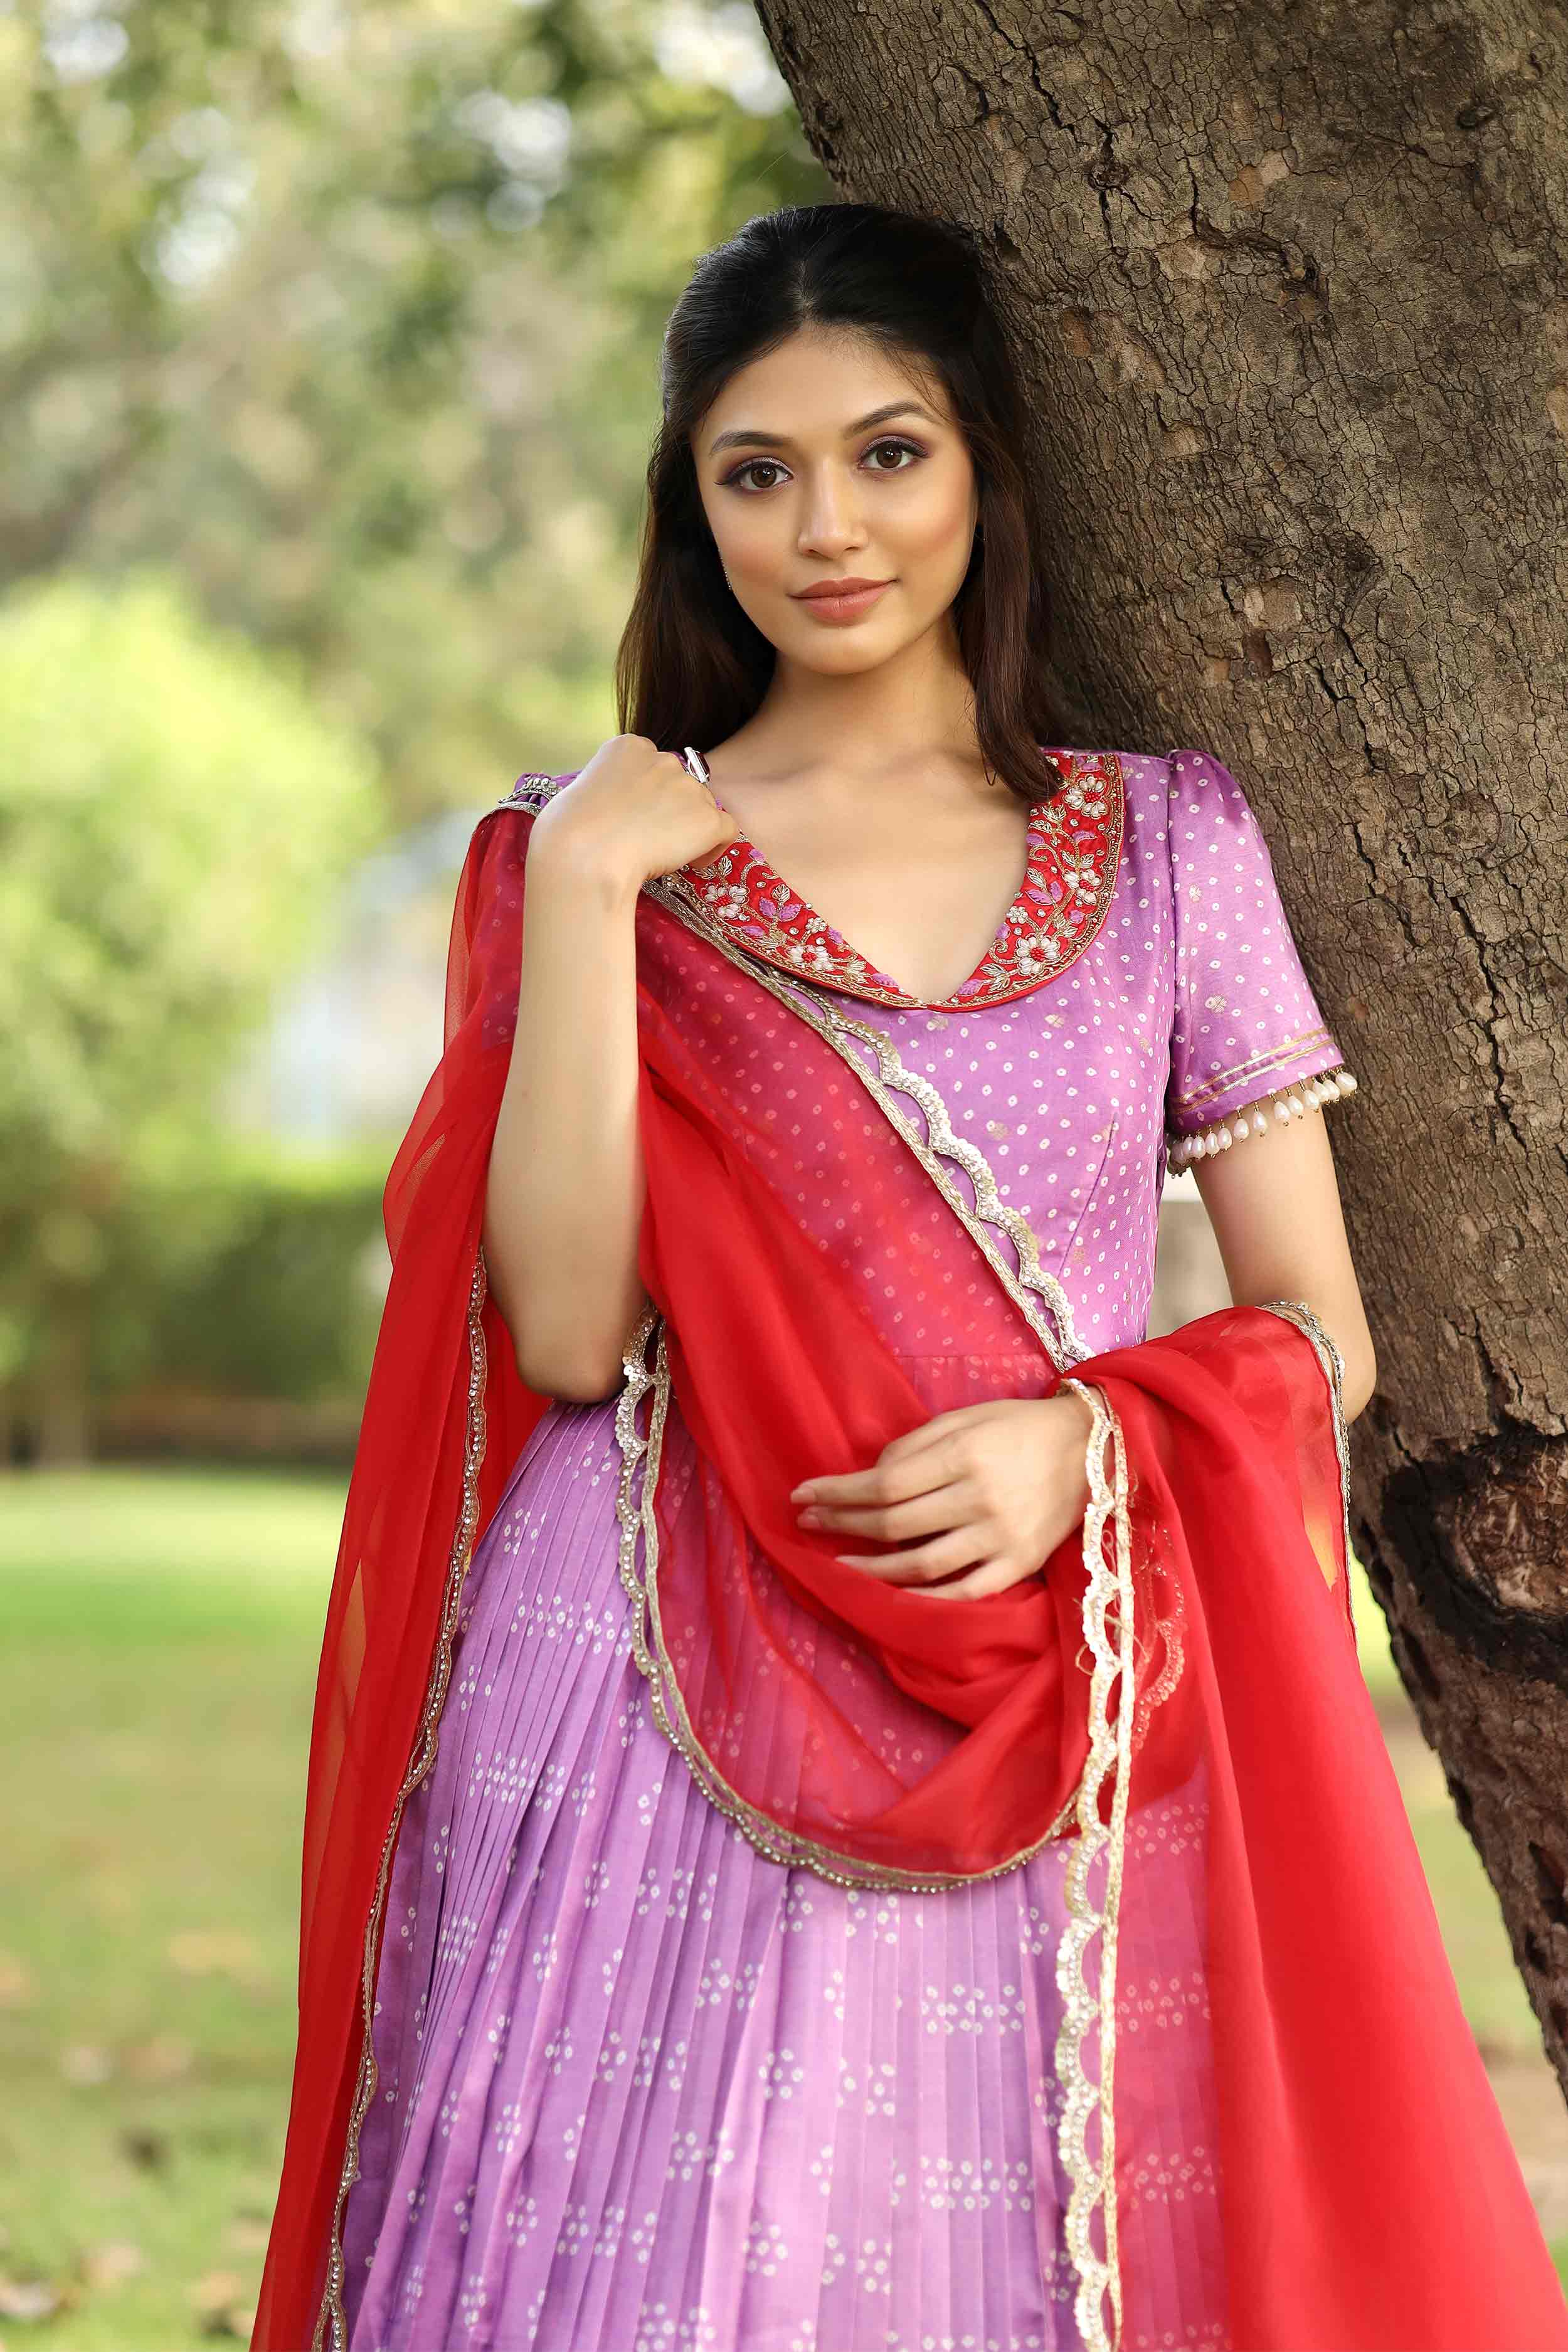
top-left (702, 793), bottom-right (1047, 1012)
top-left (665, 746), bottom-right (1125, 1014)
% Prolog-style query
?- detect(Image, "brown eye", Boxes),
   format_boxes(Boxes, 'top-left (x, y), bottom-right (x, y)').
top-left (725, 458), bottom-right (788, 492)
top-left (864, 437), bottom-right (924, 472)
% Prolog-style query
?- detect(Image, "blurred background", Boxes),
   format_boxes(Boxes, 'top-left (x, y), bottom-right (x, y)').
top-left (1, 3), bottom-right (1562, 2341)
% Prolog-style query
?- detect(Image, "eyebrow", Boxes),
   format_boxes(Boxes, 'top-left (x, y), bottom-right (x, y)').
top-left (706, 399), bottom-right (943, 457)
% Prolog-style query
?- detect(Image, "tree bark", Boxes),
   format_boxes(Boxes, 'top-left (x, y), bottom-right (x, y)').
top-left (754, 0), bottom-right (1568, 2080)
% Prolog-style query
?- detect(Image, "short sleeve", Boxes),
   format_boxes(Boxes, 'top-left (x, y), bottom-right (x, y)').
top-left (1163, 748), bottom-right (1359, 1167)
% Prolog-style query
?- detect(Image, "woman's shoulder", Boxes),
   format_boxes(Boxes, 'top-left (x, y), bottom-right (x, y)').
top-left (1041, 745), bottom-right (1271, 909)
top-left (492, 746), bottom-right (1236, 843)
top-left (1044, 744), bottom-right (1244, 788)
top-left (1052, 743), bottom-right (1266, 842)
top-left (1040, 743), bottom-right (1177, 803)
top-left (1041, 744), bottom-right (1175, 857)
top-left (495, 768), bottom-right (580, 813)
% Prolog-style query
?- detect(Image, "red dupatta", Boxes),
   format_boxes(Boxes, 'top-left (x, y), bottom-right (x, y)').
top-left (254, 766), bottom-right (1568, 2352)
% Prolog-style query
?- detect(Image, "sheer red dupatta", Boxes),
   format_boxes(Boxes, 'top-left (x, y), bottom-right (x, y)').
top-left (255, 787), bottom-right (1568, 2352)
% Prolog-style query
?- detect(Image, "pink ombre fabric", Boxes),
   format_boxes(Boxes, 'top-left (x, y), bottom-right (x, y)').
top-left (339, 749), bottom-right (1347, 2349)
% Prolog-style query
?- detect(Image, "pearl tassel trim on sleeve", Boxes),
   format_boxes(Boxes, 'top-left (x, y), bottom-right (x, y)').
top-left (1164, 1065), bottom-right (1359, 1170)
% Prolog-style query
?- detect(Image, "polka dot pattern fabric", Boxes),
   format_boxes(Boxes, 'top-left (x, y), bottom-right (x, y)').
top-left (1163, 749), bottom-right (1343, 1136)
top-left (339, 748), bottom-right (1352, 2349)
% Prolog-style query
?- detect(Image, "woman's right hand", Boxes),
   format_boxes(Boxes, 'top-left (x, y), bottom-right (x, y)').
top-left (531, 733), bottom-right (740, 893)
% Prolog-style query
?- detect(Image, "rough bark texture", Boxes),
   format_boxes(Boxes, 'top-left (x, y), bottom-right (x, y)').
top-left (753, 0), bottom-right (1568, 2083)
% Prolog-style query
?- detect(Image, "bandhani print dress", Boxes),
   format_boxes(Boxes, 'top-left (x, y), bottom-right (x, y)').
top-left (337, 744), bottom-right (1360, 2352)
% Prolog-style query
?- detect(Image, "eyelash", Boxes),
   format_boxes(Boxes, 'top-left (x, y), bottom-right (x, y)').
top-left (719, 436), bottom-right (927, 493)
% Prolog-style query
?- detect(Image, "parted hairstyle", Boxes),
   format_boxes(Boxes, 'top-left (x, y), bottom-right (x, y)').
top-left (614, 201), bottom-right (1085, 805)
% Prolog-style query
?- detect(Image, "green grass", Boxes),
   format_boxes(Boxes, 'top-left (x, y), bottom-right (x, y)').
top-left (0, 1470), bottom-right (1562, 2344)
top-left (0, 1468), bottom-right (345, 2349)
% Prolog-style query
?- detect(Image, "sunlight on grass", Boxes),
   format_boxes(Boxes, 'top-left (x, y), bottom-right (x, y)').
top-left (0, 1468), bottom-right (345, 2348)
top-left (0, 1470), bottom-right (1562, 2339)
top-left (0, 1465), bottom-right (344, 1638)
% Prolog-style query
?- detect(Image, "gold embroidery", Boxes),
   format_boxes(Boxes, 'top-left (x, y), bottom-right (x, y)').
top-left (314, 768), bottom-right (1150, 2334)
top-left (605, 868), bottom-right (1160, 2339)
top-left (1172, 1024), bottom-right (1337, 1114)
top-left (612, 1305), bottom-right (1080, 1889)
top-left (660, 748), bottom-right (1126, 1013)
top-left (637, 876), bottom-right (1093, 1374)
top-left (1053, 1379), bottom-right (1137, 2352)
top-left (314, 1254), bottom-right (491, 2352)
top-left (507, 757), bottom-right (1107, 1372)
top-left (1259, 1295), bottom-right (1354, 1592)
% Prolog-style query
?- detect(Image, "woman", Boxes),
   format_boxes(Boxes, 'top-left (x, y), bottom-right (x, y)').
top-left (254, 204), bottom-right (1568, 2352)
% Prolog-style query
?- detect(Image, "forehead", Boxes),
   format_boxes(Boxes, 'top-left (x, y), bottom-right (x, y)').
top-left (698, 328), bottom-right (951, 448)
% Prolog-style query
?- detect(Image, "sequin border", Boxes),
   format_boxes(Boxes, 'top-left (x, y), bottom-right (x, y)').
top-left (312, 1255), bottom-right (491, 2352)
top-left (1056, 1378), bottom-right (1136, 2352)
top-left (1260, 1295), bottom-right (1356, 1632)
top-left (633, 871), bottom-right (1096, 1374)
top-left (612, 1308), bottom-right (1081, 1888)
top-left (322, 774), bottom-right (1138, 2347)
top-left (1171, 1024), bottom-right (1337, 1116)
top-left (659, 747), bottom-right (1126, 1012)
top-left (637, 792), bottom-right (1142, 2342)
top-left (612, 1315), bottom-right (1134, 2352)
top-left (598, 857), bottom-right (1147, 2343)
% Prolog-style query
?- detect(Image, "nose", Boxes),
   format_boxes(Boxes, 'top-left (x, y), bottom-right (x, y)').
top-left (796, 461), bottom-right (867, 558)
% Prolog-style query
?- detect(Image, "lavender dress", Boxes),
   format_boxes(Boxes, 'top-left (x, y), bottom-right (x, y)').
top-left (339, 749), bottom-right (1353, 2351)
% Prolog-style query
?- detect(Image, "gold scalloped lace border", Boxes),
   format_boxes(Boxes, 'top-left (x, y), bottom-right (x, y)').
top-left (635, 874), bottom-right (1088, 1373)
top-left (612, 1311), bottom-right (1136, 2351)
top-left (313, 1256), bottom-right (491, 2352)
top-left (610, 1306), bottom-right (1081, 1890)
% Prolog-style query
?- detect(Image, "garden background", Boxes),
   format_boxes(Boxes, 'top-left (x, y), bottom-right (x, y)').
top-left (2, 3), bottom-right (1562, 2341)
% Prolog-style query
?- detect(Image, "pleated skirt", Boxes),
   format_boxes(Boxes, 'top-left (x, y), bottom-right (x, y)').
top-left (340, 1396), bottom-right (1227, 2351)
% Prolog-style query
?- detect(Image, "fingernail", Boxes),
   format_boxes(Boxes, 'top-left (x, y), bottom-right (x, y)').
top-left (790, 1483), bottom-right (814, 1502)
top-left (797, 1508), bottom-right (821, 1528)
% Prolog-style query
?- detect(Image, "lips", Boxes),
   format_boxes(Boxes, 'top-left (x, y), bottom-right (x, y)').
top-left (791, 578), bottom-right (894, 623)
top-left (794, 577), bottom-right (892, 599)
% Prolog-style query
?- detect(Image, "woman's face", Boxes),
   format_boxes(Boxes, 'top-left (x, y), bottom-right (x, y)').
top-left (692, 324), bottom-right (980, 673)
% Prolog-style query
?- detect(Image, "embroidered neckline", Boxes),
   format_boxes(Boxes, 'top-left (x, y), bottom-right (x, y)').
top-left (503, 745), bottom-right (1125, 1013)
top-left (667, 745), bottom-right (1123, 1011)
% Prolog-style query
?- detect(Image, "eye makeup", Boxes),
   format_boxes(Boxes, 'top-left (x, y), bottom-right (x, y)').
top-left (718, 434), bottom-right (928, 492)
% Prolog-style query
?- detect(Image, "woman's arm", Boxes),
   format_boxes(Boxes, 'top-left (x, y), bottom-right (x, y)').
top-left (482, 823), bottom-right (651, 1402)
top-left (480, 736), bottom-right (739, 1403)
top-left (1189, 1108), bottom-right (1377, 1420)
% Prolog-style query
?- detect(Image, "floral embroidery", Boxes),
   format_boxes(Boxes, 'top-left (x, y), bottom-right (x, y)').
top-left (504, 748), bottom-right (1125, 1012)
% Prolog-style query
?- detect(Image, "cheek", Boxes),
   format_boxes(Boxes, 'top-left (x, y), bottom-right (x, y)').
top-left (887, 472), bottom-right (977, 564)
top-left (721, 513), bottom-right (787, 581)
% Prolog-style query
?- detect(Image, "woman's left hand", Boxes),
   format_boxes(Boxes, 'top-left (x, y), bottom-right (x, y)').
top-left (788, 1392), bottom-right (1098, 1601)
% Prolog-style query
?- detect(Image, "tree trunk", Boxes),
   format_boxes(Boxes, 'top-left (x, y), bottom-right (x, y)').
top-left (754, 0), bottom-right (1568, 2080)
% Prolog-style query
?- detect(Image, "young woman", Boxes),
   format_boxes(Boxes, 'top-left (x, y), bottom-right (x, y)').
top-left (253, 205), bottom-right (1568, 2352)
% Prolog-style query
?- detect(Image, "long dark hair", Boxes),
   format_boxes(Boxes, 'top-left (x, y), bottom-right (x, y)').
top-left (615, 203), bottom-right (1084, 805)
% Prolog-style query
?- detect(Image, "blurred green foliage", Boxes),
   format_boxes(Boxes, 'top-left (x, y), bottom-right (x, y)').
top-left (0, 1), bottom-right (829, 1457)
top-left (0, 568), bottom-right (379, 1454)
top-left (96, 1147), bottom-right (386, 1408)
top-left (2, 0), bottom-right (829, 817)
